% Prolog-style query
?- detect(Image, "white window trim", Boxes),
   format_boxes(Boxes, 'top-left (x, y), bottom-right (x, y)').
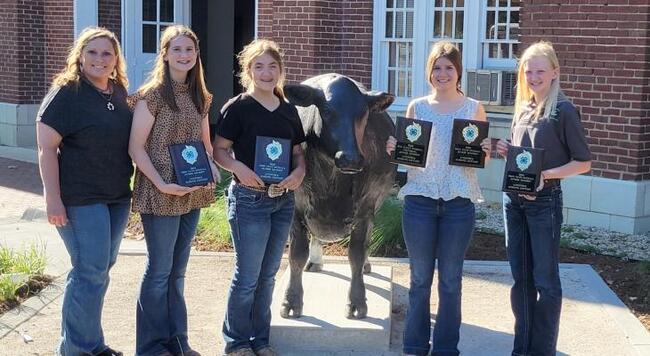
top-left (372, 1), bottom-right (519, 112)
top-left (74, 0), bottom-right (98, 37)
top-left (480, 1), bottom-right (519, 69)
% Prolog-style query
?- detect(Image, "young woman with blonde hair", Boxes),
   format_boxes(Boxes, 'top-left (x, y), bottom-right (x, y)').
top-left (386, 41), bottom-right (491, 356)
top-left (128, 25), bottom-right (217, 356)
top-left (37, 26), bottom-right (131, 356)
top-left (496, 41), bottom-right (591, 356)
top-left (213, 39), bottom-right (306, 356)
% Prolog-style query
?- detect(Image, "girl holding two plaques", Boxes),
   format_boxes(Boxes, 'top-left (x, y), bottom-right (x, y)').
top-left (496, 42), bottom-right (591, 356)
top-left (128, 25), bottom-right (217, 356)
top-left (37, 27), bottom-right (131, 356)
top-left (386, 41), bottom-right (492, 356)
top-left (213, 39), bottom-right (306, 356)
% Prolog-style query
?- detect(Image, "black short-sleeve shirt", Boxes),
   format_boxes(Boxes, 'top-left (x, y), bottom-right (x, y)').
top-left (511, 99), bottom-right (591, 171)
top-left (37, 80), bottom-right (133, 206)
top-left (215, 93), bottom-right (306, 171)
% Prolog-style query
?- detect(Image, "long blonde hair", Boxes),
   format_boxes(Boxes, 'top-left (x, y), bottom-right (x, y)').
top-left (137, 25), bottom-right (211, 113)
top-left (425, 41), bottom-right (463, 94)
top-left (53, 27), bottom-right (128, 89)
top-left (237, 39), bottom-right (286, 98)
top-left (514, 41), bottom-right (561, 121)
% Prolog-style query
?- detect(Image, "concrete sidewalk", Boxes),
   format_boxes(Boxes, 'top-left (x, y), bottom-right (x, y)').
top-left (0, 153), bottom-right (649, 355)
top-left (0, 245), bottom-right (649, 355)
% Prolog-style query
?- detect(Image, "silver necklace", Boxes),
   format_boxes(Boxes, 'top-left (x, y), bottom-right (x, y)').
top-left (83, 77), bottom-right (115, 111)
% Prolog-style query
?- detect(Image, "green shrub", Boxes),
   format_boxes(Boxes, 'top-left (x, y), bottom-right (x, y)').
top-left (194, 172), bottom-right (233, 249)
top-left (369, 195), bottom-right (404, 255)
top-left (0, 244), bottom-right (47, 303)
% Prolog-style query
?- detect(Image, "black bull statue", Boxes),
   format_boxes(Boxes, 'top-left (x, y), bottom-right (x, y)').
top-left (280, 73), bottom-right (396, 319)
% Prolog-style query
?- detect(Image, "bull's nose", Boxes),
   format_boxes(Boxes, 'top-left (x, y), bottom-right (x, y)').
top-left (334, 151), bottom-right (364, 173)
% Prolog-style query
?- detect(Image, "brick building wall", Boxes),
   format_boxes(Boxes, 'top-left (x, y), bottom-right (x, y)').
top-left (257, 0), bottom-right (373, 88)
top-left (520, 0), bottom-right (650, 181)
top-left (98, 0), bottom-right (122, 42)
top-left (0, 0), bottom-right (73, 105)
top-left (44, 0), bottom-right (74, 94)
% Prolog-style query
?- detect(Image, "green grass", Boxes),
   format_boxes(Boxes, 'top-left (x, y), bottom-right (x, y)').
top-left (369, 195), bottom-right (404, 255)
top-left (559, 237), bottom-right (572, 249)
top-left (572, 243), bottom-right (599, 254)
top-left (0, 244), bottom-right (47, 303)
top-left (561, 225), bottom-right (575, 233)
top-left (194, 172), bottom-right (233, 249)
top-left (194, 183), bottom-right (408, 254)
top-left (571, 231), bottom-right (588, 240)
top-left (475, 211), bottom-right (487, 220)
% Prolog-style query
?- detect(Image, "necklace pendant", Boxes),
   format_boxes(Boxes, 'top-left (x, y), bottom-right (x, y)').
top-left (107, 102), bottom-right (115, 111)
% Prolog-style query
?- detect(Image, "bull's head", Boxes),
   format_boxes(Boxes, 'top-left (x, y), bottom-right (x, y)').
top-left (284, 75), bottom-right (394, 174)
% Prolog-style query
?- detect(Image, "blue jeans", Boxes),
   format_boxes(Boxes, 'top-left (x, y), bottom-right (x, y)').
top-left (136, 209), bottom-right (201, 356)
top-left (222, 183), bottom-right (295, 353)
top-left (402, 195), bottom-right (475, 356)
top-left (503, 187), bottom-right (563, 356)
top-left (55, 200), bottom-right (130, 356)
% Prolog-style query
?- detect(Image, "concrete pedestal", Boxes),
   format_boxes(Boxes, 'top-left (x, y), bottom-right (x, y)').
top-left (270, 264), bottom-right (393, 353)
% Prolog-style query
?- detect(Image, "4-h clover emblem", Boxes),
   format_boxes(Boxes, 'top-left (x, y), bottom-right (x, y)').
top-left (181, 145), bottom-right (198, 165)
top-left (516, 150), bottom-right (533, 171)
top-left (266, 140), bottom-right (283, 161)
top-left (405, 122), bottom-right (422, 143)
top-left (462, 123), bottom-right (479, 144)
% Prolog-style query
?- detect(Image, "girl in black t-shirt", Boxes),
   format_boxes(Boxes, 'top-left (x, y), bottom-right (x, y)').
top-left (496, 41), bottom-right (592, 356)
top-left (213, 39), bottom-right (306, 356)
top-left (36, 27), bottom-right (131, 356)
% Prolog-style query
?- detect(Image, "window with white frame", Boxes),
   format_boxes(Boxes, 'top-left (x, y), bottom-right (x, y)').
top-left (383, 0), bottom-right (414, 99)
top-left (142, 0), bottom-right (176, 53)
top-left (483, 0), bottom-right (520, 68)
top-left (372, 0), bottom-right (521, 111)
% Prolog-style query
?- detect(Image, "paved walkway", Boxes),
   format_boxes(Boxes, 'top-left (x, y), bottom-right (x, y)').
top-left (0, 152), bottom-right (649, 355)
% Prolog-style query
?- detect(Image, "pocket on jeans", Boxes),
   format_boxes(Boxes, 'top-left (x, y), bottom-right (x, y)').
top-left (533, 195), bottom-right (554, 203)
top-left (236, 191), bottom-right (264, 206)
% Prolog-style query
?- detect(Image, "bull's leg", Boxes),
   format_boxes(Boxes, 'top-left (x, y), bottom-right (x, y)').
top-left (346, 217), bottom-right (372, 319)
top-left (281, 217), bottom-right (310, 318)
top-left (305, 237), bottom-right (323, 272)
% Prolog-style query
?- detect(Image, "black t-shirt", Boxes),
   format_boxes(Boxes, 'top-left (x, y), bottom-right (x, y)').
top-left (215, 93), bottom-right (306, 171)
top-left (37, 80), bottom-right (133, 206)
top-left (511, 100), bottom-right (591, 170)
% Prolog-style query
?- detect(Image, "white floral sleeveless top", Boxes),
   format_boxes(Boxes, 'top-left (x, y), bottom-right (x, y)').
top-left (398, 96), bottom-right (484, 203)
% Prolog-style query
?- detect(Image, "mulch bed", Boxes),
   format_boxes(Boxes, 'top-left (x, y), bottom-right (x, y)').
top-left (0, 275), bottom-right (53, 315)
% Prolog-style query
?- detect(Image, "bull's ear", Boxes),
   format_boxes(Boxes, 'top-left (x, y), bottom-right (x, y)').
top-left (366, 91), bottom-right (395, 113)
top-left (283, 84), bottom-right (325, 107)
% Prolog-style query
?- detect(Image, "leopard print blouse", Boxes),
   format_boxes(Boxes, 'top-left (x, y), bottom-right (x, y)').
top-left (128, 81), bottom-right (215, 216)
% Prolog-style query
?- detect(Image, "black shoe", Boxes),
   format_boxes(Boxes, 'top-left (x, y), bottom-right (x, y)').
top-left (97, 347), bottom-right (123, 356)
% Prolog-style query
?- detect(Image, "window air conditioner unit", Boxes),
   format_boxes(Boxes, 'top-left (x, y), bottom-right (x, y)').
top-left (466, 70), bottom-right (517, 106)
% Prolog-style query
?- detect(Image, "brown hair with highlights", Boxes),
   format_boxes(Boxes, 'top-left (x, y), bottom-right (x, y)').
top-left (137, 25), bottom-right (211, 114)
top-left (53, 27), bottom-right (128, 89)
top-left (237, 39), bottom-right (286, 98)
top-left (425, 41), bottom-right (463, 94)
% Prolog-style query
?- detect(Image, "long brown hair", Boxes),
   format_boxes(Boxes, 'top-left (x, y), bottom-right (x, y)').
top-left (137, 25), bottom-right (210, 113)
top-left (237, 39), bottom-right (286, 98)
top-left (425, 41), bottom-right (463, 94)
top-left (53, 27), bottom-right (128, 89)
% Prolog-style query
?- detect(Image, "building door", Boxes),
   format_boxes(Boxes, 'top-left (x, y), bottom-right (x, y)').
top-left (191, 0), bottom-right (255, 133)
top-left (124, 0), bottom-right (191, 91)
